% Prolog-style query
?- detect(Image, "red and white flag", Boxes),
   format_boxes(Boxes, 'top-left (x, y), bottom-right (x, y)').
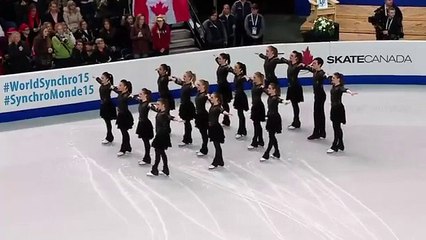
top-left (133, 0), bottom-right (190, 24)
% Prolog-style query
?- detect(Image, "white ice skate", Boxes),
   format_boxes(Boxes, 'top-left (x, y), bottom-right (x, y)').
top-left (196, 151), bottom-right (206, 156)
top-left (247, 145), bottom-right (256, 149)
top-left (208, 165), bottom-right (217, 169)
top-left (146, 172), bottom-right (156, 176)
top-left (138, 160), bottom-right (148, 165)
top-left (287, 125), bottom-right (296, 130)
top-left (327, 148), bottom-right (336, 154)
top-left (117, 151), bottom-right (125, 157)
top-left (178, 142), bottom-right (191, 147)
top-left (260, 157), bottom-right (268, 162)
top-left (235, 134), bottom-right (245, 139)
top-left (101, 139), bottom-right (111, 144)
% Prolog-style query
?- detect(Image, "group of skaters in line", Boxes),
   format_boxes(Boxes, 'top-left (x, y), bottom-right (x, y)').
top-left (94, 45), bottom-right (357, 177)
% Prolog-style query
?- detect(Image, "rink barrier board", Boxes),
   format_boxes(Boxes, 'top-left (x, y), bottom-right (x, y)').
top-left (1, 75), bottom-right (425, 123)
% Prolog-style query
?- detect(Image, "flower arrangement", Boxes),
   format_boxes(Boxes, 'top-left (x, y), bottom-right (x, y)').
top-left (313, 17), bottom-right (335, 36)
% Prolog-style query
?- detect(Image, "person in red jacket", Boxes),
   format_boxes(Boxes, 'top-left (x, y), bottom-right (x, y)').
top-left (151, 15), bottom-right (171, 56)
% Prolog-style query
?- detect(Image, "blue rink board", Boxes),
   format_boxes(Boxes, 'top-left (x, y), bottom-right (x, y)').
top-left (1, 75), bottom-right (425, 123)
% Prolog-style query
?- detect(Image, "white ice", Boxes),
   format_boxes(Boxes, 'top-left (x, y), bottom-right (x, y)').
top-left (1, 85), bottom-right (426, 240)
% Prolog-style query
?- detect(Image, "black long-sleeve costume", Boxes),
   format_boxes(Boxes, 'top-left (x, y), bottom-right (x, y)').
top-left (95, 77), bottom-right (117, 142)
top-left (330, 84), bottom-right (349, 152)
top-left (215, 57), bottom-right (233, 126)
top-left (258, 53), bottom-right (286, 87)
top-left (194, 91), bottom-right (209, 155)
top-left (305, 66), bottom-right (327, 138)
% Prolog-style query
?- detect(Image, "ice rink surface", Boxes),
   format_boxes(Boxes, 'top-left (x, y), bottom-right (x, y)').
top-left (1, 85), bottom-right (426, 240)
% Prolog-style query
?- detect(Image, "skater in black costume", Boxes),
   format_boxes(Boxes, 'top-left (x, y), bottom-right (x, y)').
top-left (327, 73), bottom-right (357, 154)
top-left (112, 79), bottom-right (134, 156)
top-left (156, 64), bottom-right (175, 112)
top-left (281, 51), bottom-right (305, 130)
top-left (170, 71), bottom-right (197, 146)
top-left (248, 72), bottom-right (266, 149)
top-left (194, 79), bottom-right (210, 157)
top-left (147, 98), bottom-right (180, 176)
top-left (304, 57), bottom-right (327, 140)
top-left (207, 92), bottom-right (232, 169)
top-left (232, 62), bottom-right (249, 139)
top-left (261, 83), bottom-right (284, 161)
top-left (257, 46), bottom-right (286, 87)
top-left (134, 88), bottom-right (154, 165)
top-left (94, 72), bottom-right (117, 144)
top-left (215, 53), bottom-right (233, 126)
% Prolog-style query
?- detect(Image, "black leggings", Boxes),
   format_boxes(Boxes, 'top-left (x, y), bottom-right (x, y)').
top-left (198, 127), bottom-right (208, 154)
top-left (183, 120), bottom-right (193, 144)
top-left (142, 138), bottom-right (151, 163)
top-left (331, 121), bottom-right (344, 151)
top-left (263, 131), bottom-right (280, 159)
top-left (291, 100), bottom-right (301, 127)
top-left (211, 141), bottom-right (224, 167)
top-left (237, 109), bottom-right (247, 135)
top-left (251, 120), bottom-right (264, 146)
top-left (313, 97), bottom-right (326, 136)
top-left (222, 102), bottom-right (230, 126)
top-left (151, 148), bottom-right (169, 175)
top-left (119, 128), bottom-right (131, 153)
top-left (104, 119), bottom-right (114, 142)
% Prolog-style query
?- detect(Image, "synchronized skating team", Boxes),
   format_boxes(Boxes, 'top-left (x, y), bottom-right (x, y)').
top-left (94, 45), bottom-right (357, 177)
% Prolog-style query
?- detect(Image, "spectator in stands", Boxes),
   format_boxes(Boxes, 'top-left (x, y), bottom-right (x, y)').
top-left (0, 37), bottom-right (7, 75)
top-left (71, 39), bottom-right (86, 65)
top-left (244, 3), bottom-right (264, 45)
top-left (63, 22), bottom-right (76, 45)
top-left (92, 38), bottom-right (113, 63)
top-left (98, 18), bottom-right (119, 55)
top-left (19, 23), bottom-right (31, 46)
top-left (33, 25), bottom-right (54, 70)
top-left (120, 14), bottom-right (134, 53)
top-left (151, 15), bottom-right (171, 56)
top-left (42, 22), bottom-right (55, 37)
top-left (380, 7), bottom-right (403, 40)
top-left (74, 20), bottom-right (95, 43)
top-left (372, 0), bottom-right (403, 40)
top-left (203, 9), bottom-right (227, 49)
top-left (52, 22), bottom-right (74, 68)
top-left (231, 0), bottom-right (252, 46)
top-left (63, 0), bottom-right (83, 33)
top-left (79, 0), bottom-right (96, 28)
top-left (83, 41), bottom-right (95, 64)
top-left (131, 14), bottom-right (151, 58)
top-left (15, 0), bottom-right (30, 25)
top-left (220, 4), bottom-right (236, 47)
top-left (43, 1), bottom-right (65, 28)
top-left (26, 4), bottom-right (41, 45)
top-left (5, 28), bottom-right (32, 74)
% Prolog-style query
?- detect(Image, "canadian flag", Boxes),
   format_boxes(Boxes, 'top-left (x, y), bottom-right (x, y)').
top-left (133, 0), bottom-right (190, 24)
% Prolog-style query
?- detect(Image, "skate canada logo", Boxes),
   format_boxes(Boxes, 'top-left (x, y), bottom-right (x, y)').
top-left (302, 47), bottom-right (315, 65)
top-left (326, 54), bottom-right (412, 64)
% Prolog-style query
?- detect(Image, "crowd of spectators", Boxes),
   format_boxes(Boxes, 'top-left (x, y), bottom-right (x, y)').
top-left (0, 0), bottom-right (172, 75)
top-left (203, 0), bottom-right (265, 49)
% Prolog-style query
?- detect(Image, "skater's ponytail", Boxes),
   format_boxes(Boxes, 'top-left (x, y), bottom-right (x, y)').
top-left (186, 70), bottom-right (197, 85)
top-left (292, 50), bottom-right (303, 64)
top-left (102, 72), bottom-right (114, 85)
top-left (197, 79), bottom-right (209, 92)
top-left (268, 46), bottom-right (278, 58)
top-left (142, 88), bottom-right (152, 102)
top-left (236, 62), bottom-right (247, 76)
top-left (219, 53), bottom-right (231, 64)
top-left (121, 79), bottom-right (133, 94)
top-left (160, 64), bottom-right (171, 76)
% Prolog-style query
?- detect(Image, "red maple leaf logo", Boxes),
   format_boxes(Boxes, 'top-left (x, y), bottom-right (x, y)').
top-left (150, 1), bottom-right (169, 16)
top-left (302, 47), bottom-right (314, 65)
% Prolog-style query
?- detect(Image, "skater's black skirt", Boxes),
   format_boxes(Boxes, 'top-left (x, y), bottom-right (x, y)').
top-left (195, 112), bottom-right (209, 129)
top-left (286, 85), bottom-right (304, 103)
top-left (250, 102), bottom-right (266, 122)
top-left (265, 76), bottom-right (278, 86)
top-left (266, 113), bottom-right (282, 134)
top-left (116, 110), bottom-right (134, 130)
top-left (136, 119), bottom-right (154, 139)
top-left (179, 102), bottom-right (196, 121)
top-left (100, 101), bottom-right (117, 120)
top-left (217, 83), bottom-right (233, 103)
top-left (152, 132), bottom-right (172, 149)
top-left (233, 91), bottom-right (249, 111)
top-left (330, 104), bottom-right (346, 124)
top-left (208, 123), bottom-right (225, 143)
